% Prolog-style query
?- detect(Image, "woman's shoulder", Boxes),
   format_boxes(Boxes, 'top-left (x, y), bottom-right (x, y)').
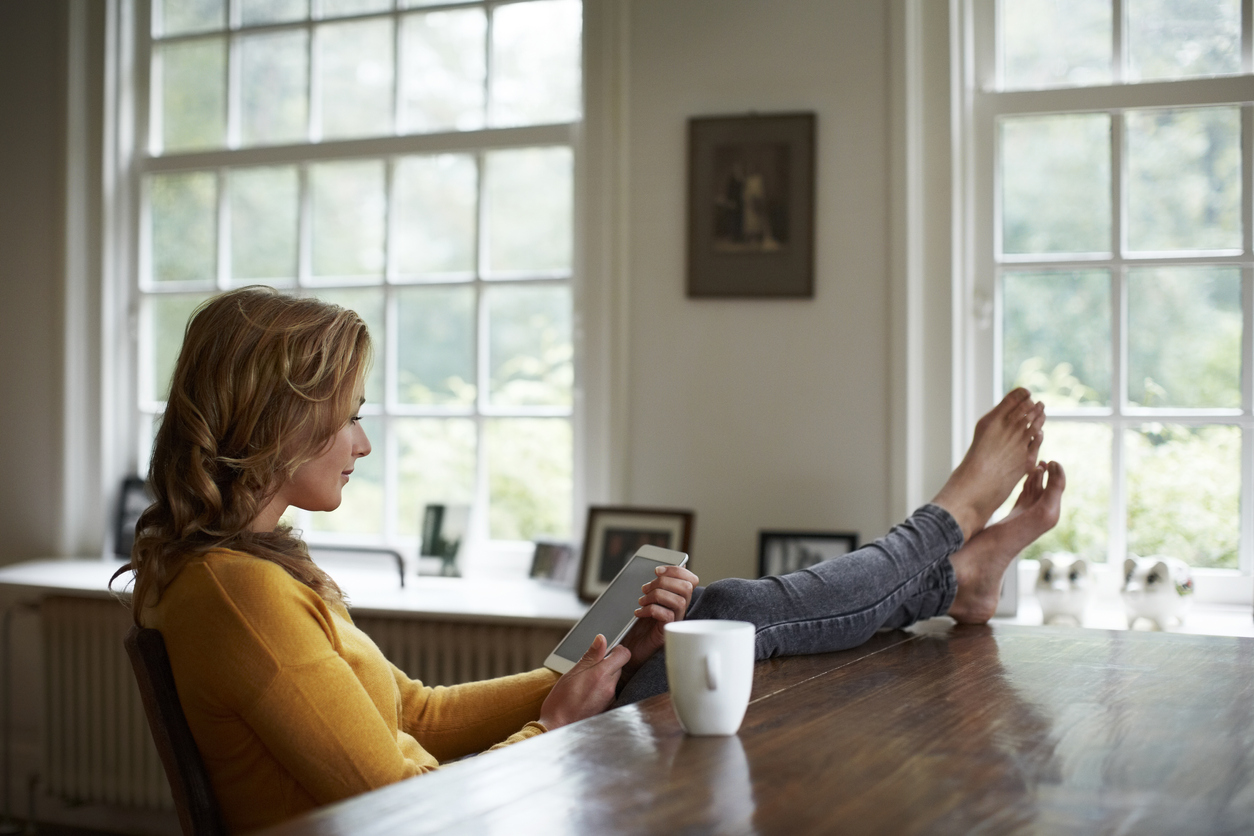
top-left (167, 548), bottom-right (323, 612)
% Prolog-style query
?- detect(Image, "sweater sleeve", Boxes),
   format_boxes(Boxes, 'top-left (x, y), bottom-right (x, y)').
top-left (389, 662), bottom-right (560, 763)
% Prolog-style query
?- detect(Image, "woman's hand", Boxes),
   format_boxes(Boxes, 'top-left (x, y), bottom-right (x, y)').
top-left (538, 634), bottom-right (631, 730)
top-left (618, 564), bottom-right (700, 682)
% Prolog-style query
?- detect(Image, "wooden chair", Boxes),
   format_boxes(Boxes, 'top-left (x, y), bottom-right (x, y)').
top-left (124, 626), bottom-right (228, 836)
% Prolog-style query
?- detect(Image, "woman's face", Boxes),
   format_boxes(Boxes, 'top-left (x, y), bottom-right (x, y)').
top-left (271, 396), bottom-right (371, 518)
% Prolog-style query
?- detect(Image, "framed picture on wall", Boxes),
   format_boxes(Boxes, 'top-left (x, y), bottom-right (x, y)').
top-left (687, 111), bottom-right (816, 298)
top-left (579, 506), bottom-right (695, 602)
top-left (757, 530), bottom-right (858, 578)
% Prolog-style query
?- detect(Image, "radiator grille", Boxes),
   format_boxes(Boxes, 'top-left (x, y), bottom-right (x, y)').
top-left (41, 595), bottom-right (172, 810)
top-left (39, 596), bottom-right (565, 810)
top-left (353, 616), bottom-right (567, 685)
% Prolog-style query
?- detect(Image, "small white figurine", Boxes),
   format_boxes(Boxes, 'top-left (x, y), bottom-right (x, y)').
top-left (1121, 555), bottom-right (1194, 631)
top-left (1035, 553), bottom-right (1090, 626)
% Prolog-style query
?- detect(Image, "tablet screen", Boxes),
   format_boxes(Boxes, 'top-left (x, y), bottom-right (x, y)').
top-left (553, 554), bottom-right (667, 661)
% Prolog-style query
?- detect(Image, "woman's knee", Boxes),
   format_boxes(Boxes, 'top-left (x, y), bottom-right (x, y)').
top-left (687, 577), bottom-right (762, 623)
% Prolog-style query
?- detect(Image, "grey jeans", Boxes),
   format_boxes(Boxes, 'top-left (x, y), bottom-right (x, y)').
top-left (615, 503), bottom-right (964, 705)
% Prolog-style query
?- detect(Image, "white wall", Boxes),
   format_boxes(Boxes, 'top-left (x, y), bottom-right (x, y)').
top-left (619, 0), bottom-right (898, 582)
top-left (0, 1), bottom-right (70, 564)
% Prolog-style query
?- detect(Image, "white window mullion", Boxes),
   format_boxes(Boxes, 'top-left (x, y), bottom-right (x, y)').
top-left (297, 163), bottom-right (312, 289)
top-left (1110, 267), bottom-right (1128, 566)
top-left (474, 282), bottom-right (491, 543)
top-left (308, 22), bottom-right (322, 144)
top-left (227, 33), bottom-right (241, 149)
top-left (383, 285), bottom-right (399, 538)
top-left (1113, 0), bottom-right (1125, 85)
top-left (216, 169), bottom-right (230, 290)
top-left (1244, 0), bottom-right (1253, 74)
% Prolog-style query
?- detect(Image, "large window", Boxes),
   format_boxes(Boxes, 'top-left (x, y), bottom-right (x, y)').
top-left (968, 0), bottom-right (1252, 586)
top-left (132, 0), bottom-right (581, 547)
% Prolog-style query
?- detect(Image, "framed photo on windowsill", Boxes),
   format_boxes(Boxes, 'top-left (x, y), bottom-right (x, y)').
top-left (578, 507), bottom-right (695, 602)
top-left (687, 111), bottom-right (816, 298)
top-left (758, 530), bottom-right (858, 578)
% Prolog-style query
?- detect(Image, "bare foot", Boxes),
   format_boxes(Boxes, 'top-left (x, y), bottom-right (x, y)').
top-left (931, 388), bottom-right (1045, 541)
top-left (948, 461), bottom-right (1066, 624)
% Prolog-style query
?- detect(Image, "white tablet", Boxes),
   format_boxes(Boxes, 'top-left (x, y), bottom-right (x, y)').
top-left (544, 544), bottom-right (689, 674)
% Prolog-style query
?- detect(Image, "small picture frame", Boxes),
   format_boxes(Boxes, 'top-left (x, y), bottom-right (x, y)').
top-left (687, 111), bottom-right (816, 298)
top-left (579, 506), bottom-right (694, 602)
top-left (529, 540), bottom-right (578, 587)
top-left (420, 504), bottom-right (470, 577)
top-left (114, 476), bottom-right (152, 558)
top-left (758, 531), bottom-right (859, 578)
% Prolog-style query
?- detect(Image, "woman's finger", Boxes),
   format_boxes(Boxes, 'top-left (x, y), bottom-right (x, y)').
top-left (638, 586), bottom-right (687, 614)
top-left (634, 602), bottom-right (681, 623)
top-left (652, 565), bottom-right (699, 586)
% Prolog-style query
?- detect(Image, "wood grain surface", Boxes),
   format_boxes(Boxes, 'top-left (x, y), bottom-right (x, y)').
top-left (257, 623), bottom-right (1254, 836)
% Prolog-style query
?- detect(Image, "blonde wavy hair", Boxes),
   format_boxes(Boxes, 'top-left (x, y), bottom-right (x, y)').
top-left (113, 287), bottom-right (372, 622)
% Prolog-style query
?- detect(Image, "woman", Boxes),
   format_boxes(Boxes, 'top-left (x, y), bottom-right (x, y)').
top-left (115, 287), bottom-right (1063, 832)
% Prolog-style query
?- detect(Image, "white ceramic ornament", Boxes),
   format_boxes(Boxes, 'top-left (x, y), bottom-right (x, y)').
top-left (1035, 553), bottom-right (1090, 626)
top-left (1121, 555), bottom-right (1194, 631)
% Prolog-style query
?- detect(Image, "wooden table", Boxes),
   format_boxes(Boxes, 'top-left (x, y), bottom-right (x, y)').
top-left (258, 622), bottom-right (1254, 835)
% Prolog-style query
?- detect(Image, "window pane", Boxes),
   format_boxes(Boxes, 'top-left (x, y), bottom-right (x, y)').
top-left (157, 0), bottom-right (224, 37)
top-left (487, 418), bottom-right (571, 540)
top-left (1125, 107), bottom-right (1241, 252)
top-left (1002, 270), bottom-right (1111, 407)
top-left (149, 171), bottom-right (217, 284)
top-left (400, 9), bottom-right (486, 134)
top-left (1000, 114), bottom-right (1110, 255)
top-left (487, 284), bottom-right (572, 407)
top-left (322, 0), bottom-right (391, 16)
top-left (311, 415), bottom-right (383, 535)
top-left (1126, 424), bottom-right (1240, 568)
top-left (229, 166), bottom-right (298, 284)
top-left (240, 29), bottom-right (309, 147)
top-left (1019, 422), bottom-right (1110, 563)
top-left (1128, 267), bottom-right (1241, 408)
top-left (240, 0), bottom-right (307, 26)
top-left (1000, 0), bottom-right (1111, 89)
top-left (397, 418), bottom-right (476, 537)
top-left (156, 38), bottom-right (226, 153)
top-left (396, 285), bottom-right (476, 405)
top-left (311, 287), bottom-right (385, 405)
top-left (310, 160), bottom-right (386, 278)
top-left (490, 0), bottom-right (581, 127)
top-left (484, 147), bottom-right (572, 272)
top-left (317, 19), bottom-right (394, 140)
top-left (145, 293), bottom-right (210, 402)
top-left (393, 154), bottom-right (477, 276)
top-left (1126, 0), bottom-right (1240, 81)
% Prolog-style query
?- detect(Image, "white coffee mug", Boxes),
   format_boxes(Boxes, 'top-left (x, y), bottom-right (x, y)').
top-left (665, 620), bottom-right (755, 736)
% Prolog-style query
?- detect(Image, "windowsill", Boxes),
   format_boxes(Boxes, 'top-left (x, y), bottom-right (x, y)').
top-left (993, 558), bottom-right (1254, 638)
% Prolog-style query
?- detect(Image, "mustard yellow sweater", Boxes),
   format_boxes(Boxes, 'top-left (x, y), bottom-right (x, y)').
top-left (144, 549), bottom-right (560, 833)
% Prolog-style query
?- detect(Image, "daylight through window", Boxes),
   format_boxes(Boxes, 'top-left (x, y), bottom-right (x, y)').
top-left (135, 0), bottom-right (582, 546)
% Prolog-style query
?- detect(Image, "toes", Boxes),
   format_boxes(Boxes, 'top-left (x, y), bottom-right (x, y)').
top-left (1045, 460), bottom-right (1066, 494)
top-left (1028, 426), bottom-right (1045, 460)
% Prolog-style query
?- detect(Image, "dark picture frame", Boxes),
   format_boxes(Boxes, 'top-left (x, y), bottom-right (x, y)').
top-left (578, 506), bottom-right (694, 602)
top-left (758, 530), bottom-right (858, 578)
top-left (114, 476), bottom-right (152, 558)
top-left (529, 540), bottom-right (578, 587)
top-left (687, 111), bottom-right (816, 298)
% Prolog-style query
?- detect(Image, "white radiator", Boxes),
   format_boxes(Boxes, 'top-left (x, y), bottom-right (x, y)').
top-left (41, 595), bottom-right (172, 811)
top-left (39, 595), bottom-right (566, 811)
top-left (352, 616), bottom-right (567, 687)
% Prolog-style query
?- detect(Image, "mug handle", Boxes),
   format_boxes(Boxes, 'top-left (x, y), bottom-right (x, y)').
top-left (704, 651), bottom-right (720, 691)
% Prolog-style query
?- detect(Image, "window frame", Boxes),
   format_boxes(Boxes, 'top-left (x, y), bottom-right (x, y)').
top-left (962, 0), bottom-right (1254, 599)
top-left (110, 0), bottom-right (589, 557)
